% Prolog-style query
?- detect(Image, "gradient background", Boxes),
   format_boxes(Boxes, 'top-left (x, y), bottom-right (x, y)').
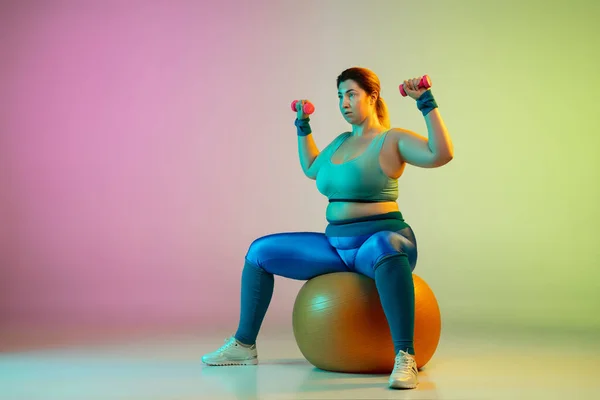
top-left (1, 0), bottom-right (599, 347)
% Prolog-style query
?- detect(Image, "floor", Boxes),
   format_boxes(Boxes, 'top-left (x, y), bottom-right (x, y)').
top-left (1, 328), bottom-right (599, 400)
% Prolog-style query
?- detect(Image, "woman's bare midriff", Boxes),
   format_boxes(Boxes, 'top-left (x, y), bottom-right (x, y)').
top-left (326, 201), bottom-right (400, 222)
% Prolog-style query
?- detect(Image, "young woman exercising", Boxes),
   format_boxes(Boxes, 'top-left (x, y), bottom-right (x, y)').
top-left (202, 67), bottom-right (454, 390)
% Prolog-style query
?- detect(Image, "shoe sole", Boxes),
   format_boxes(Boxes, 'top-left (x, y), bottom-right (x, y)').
top-left (389, 381), bottom-right (418, 390)
top-left (203, 358), bottom-right (258, 366)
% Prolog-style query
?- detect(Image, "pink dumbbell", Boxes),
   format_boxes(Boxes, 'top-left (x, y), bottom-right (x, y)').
top-left (291, 100), bottom-right (315, 115)
top-left (399, 75), bottom-right (432, 97)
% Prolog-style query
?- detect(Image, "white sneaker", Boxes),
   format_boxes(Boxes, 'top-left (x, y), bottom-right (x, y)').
top-left (388, 350), bottom-right (419, 389)
top-left (201, 336), bottom-right (258, 366)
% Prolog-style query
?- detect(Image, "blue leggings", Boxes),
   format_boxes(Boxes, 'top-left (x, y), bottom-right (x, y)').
top-left (234, 214), bottom-right (417, 356)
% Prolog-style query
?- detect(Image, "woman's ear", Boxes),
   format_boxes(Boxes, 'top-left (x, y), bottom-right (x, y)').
top-left (371, 91), bottom-right (379, 105)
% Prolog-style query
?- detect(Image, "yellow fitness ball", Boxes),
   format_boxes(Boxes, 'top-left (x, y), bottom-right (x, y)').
top-left (292, 272), bottom-right (441, 373)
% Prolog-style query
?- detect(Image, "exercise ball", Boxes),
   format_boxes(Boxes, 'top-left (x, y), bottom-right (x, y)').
top-left (292, 272), bottom-right (441, 374)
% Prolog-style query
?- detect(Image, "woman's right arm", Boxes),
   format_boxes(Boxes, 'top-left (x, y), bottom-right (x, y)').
top-left (293, 100), bottom-right (345, 180)
top-left (298, 134), bottom-right (321, 179)
top-left (294, 100), bottom-right (322, 180)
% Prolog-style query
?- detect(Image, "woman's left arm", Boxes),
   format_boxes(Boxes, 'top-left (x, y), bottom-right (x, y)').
top-left (395, 107), bottom-right (454, 168)
top-left (394, 77), bottom-right (454, 168)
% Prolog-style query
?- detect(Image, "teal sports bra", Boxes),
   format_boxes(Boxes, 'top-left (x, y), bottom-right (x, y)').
top-left (316, 130), bottom-right (398, 203)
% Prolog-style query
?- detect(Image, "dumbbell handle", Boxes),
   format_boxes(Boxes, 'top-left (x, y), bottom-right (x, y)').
top-left (291, 100), bottom-right (315, 115)
top-left (399, 75), bottom-right (432, 97)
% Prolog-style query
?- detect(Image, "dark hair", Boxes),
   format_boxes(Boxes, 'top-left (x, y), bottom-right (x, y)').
top-left (336, 67), bottom-right (390, 129)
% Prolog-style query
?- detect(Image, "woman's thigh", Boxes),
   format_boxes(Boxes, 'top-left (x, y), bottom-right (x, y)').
top-left (245, 232), bottom-right (348, 280)
top-left (353, 226), bottom-right (418, 278)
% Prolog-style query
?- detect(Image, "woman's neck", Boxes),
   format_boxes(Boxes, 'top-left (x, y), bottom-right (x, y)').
top-left (351, 115), bottom-right (384, 137)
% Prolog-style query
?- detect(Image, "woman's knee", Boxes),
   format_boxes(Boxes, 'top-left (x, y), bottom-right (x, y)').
top-left (245, 233), bottom-right (280, 267)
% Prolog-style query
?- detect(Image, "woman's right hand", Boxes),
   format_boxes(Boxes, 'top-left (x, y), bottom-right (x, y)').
top-left (296, 99), bottom-right (311, 120)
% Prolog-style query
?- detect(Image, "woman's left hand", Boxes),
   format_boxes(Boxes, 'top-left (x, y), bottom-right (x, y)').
top-left (402, 77), bottom-right (428, 100)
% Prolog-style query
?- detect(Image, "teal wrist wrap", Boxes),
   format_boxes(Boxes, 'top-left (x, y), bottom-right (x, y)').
top-left (416, 90), bottom-right (438, 116)
top-left (295, 118), bottom-right (312, 136)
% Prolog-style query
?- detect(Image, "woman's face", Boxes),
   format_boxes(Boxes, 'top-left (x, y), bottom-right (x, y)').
top-left (337, 79), bottom-right (374, 124)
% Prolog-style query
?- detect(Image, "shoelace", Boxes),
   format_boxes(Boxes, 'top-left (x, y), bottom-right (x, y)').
top-left (217, 337), bottom-right (237, 353)
top-left (393, 352), bottom-right (417, 375)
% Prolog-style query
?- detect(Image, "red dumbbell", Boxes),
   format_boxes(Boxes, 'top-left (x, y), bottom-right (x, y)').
top-left (399, 75), bottom-right (432, 97)
top-left (291, 100), bottom-right (315, 115)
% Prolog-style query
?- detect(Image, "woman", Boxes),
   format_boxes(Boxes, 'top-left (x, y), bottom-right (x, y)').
top-left (202, 67), bottom-right (454, 390)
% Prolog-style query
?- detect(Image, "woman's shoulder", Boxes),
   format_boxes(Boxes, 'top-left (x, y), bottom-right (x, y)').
top-left (388, 127), bottom-right (419, 139)
top-left (381, 128), bottom-right (420, 152)
top-left (335, 131), bottom-right (352, 140)
top-left (324, 131), bottom-right (351, 148)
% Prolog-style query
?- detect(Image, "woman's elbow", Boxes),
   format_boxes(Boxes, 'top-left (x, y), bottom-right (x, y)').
top-left (433, 152), bottom-right (453, 167)
top-left (302, 167), bottom-right (317, 180)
